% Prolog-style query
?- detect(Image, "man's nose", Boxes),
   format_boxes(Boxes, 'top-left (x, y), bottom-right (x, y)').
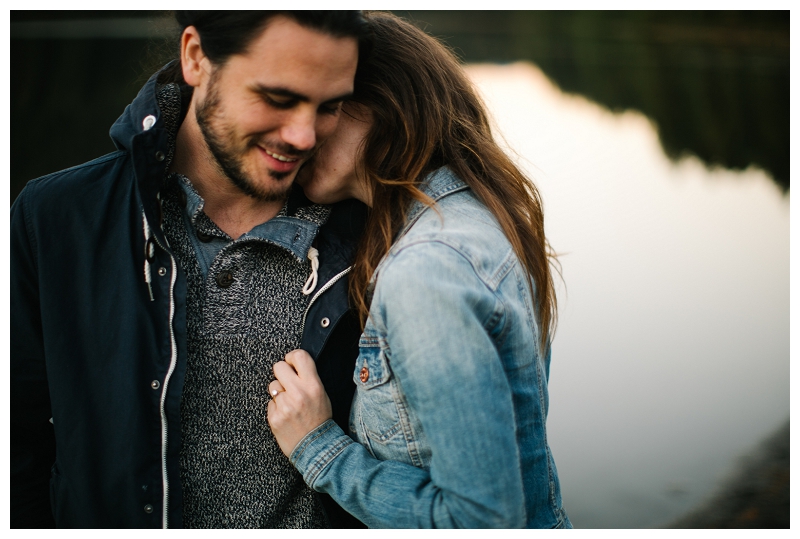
top-left (281, 110), bottom-right (317, 152)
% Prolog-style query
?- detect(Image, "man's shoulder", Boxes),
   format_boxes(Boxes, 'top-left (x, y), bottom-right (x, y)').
top-left (26, 150), bottom-right (129, 191)
top-left (15, 150), bottom-right (134, 231)
top-left (19, 150), bottom-right (132, 210)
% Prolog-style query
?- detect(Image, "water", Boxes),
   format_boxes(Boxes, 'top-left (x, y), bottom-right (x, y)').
top-left (465, 62), bottom-right (789, 529)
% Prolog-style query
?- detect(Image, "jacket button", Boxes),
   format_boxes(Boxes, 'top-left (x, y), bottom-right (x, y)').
top-left (142, 115), bottom-right (156, 131)
top-left (360, 367), bottom-right (369, 383)
top-left (196, 231), bottom-right (213, 243)
top-left (216, 270), bottom-right (234, 288)
top-left (150, 380), bottom-right (160, 390)
top-left (144, 504), bottom-right (154, 514)
top-left (320, 317), bottom-right (330, 328)
top-left (157, 267), bottom-right (167, 277)
top-left (155, 151), bottom-right (166, 162)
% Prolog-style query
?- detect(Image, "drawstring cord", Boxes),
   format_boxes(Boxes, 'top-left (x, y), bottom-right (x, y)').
top-left (143, 211), bottom-right (155, 301)
top-left (302, 247), bottom-right (319, 295)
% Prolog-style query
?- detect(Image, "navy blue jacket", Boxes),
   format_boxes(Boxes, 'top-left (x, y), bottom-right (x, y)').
top-left (10, 68), bottom-right (367, 529)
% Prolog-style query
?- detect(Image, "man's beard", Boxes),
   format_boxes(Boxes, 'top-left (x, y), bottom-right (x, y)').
top-left (195, 72), bottom-right (295, 203)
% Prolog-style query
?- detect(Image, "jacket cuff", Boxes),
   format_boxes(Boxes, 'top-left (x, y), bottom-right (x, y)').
top-left (290, 419), bottom-right (354, 489)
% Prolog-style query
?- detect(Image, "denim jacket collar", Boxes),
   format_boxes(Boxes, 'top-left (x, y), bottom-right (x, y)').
top-left (398, 166), bottom-right (469, 239)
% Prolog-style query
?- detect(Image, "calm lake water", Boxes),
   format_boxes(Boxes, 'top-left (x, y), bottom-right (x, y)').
top-left (465, 62), bottom-right (789, 529)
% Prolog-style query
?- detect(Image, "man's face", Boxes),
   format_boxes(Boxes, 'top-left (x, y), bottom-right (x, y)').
top-left (194, 16), bottom-right (359, 202)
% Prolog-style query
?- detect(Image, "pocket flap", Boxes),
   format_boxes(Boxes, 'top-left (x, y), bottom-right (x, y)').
top-left (354, 334), bottom-right (392, 389)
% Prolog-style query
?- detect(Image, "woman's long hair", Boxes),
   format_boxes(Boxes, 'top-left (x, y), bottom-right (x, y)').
top-left (350, 12), bottom-right (558, 351)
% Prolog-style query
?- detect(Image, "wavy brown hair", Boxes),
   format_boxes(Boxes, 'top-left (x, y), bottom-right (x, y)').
top-left (350, 12), bottom-right (558, 351)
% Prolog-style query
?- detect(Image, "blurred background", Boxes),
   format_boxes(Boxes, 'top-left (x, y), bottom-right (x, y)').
top-left (10, 10), bottom-right (790, 528)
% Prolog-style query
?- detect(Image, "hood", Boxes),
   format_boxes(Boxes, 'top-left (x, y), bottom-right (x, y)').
top-left (109, 61), bottom-right (189, 155)
top-left (109, 62), bottom-right (190, 246)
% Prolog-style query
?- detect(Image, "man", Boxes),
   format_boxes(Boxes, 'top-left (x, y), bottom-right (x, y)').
top-left (11, 11), bottom-right (370, 528)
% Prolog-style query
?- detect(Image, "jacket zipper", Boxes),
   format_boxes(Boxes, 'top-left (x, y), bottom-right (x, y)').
top-left (158, 250), bottom-right (178, 529)
top-left (301, 266), bottom-right (352, 336)
top-left (147, 216), bottom-right (347, 527)
top-left (143, 210), bottom-right (178, 529)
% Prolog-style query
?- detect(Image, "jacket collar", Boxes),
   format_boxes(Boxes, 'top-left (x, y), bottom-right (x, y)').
top-left (109, 61), bottom-right (188, 156)
top-left (398, 166), bottom-right (469, 238)
top-left (109, 62), bottom-right (181, 247)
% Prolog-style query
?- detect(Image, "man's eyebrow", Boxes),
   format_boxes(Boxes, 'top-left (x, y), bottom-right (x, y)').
top-left (322, 92), bottom-right (354, 105)
top-left (252, 85), bottom-right (308, 102)
top-left (251, 85), bottom-right (353, 105)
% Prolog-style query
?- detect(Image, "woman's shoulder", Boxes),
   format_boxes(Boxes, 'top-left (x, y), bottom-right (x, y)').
top-left (377, 180), bottom-right (517, 295)
top-left (408, 167), bottom-right (504, 230)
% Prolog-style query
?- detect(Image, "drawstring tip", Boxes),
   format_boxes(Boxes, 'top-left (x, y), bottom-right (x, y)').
top-left (142, 211), bottom-right (156, 301)
top-left (302, 247), bottom-right (319, 295)
top-left (144, 259), bottom-right (155, 301)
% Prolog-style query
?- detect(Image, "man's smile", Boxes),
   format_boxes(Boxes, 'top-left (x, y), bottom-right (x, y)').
top-left (264, 150), bottom-right (299, 163)
top-left (257, 146), bottom-right (307, 175)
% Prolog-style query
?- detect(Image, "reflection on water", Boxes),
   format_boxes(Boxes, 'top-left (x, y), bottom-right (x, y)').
top-left (403, 10), bottom-right (789, 191)
top-left (465, 62), bottom-right (789, 528)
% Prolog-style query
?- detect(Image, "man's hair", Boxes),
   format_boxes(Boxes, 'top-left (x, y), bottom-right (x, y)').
top-left (177, 11), bottom-right (370, 64)
top-left (160, 11), bottom-right (371, 82)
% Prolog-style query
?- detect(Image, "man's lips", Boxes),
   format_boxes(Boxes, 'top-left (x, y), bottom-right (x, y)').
top-left (265, 149), bottom-right (298, 163)
top-left (258, 147), bottom-right (304, 174)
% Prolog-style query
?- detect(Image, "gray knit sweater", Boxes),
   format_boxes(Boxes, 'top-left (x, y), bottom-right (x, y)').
top-left (157, 82), bottom-right (331, 528)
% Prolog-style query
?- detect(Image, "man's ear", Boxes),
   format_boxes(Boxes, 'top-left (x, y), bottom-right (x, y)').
top-left (181, 26), bottom-right (212, 88)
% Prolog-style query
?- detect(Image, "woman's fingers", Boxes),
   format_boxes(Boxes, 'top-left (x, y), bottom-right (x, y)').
top-left (267, 351), bottom-right (333, 458)
top-left (273, 350), bottom-right (322, 394)
top-left (272, 359), bottom-right (324, 404)
top-left (284, 349), bottom-right (318, 379)
top-left (273, 360), bottom-right (298, 386)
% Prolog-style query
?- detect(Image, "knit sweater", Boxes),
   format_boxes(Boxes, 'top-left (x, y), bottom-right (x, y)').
top-left (157, 82), bottom-right (331, 528)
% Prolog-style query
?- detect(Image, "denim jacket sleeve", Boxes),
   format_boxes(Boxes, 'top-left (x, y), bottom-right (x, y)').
top-left (291, 239), bottom-right (529, 528)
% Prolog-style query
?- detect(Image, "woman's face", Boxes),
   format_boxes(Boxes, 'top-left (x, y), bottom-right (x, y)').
top-left (297, 103), bottom-right (373, 206)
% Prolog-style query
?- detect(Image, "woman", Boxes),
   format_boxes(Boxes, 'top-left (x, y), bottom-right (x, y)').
top-left (267, 12), bottom-right (570, 529)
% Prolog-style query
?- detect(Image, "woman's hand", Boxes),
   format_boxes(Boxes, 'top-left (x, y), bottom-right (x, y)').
top-left (267, 349), bottom-right (333, 458)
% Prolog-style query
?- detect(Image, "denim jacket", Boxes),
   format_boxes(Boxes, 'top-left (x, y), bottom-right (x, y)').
top-left (292, 167), bottom-right (571, 528)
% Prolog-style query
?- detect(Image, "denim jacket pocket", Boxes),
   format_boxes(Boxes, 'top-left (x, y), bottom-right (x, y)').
top-left (354, 334), bottom-right (392, 390)
top-left (350, 334), bottom-right (420, 465)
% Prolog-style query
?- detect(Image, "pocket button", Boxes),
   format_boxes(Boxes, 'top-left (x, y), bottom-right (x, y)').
top-left (360, 367), bottom-right (369, 383)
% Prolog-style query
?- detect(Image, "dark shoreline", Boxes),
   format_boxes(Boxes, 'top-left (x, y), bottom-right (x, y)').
top-left (668, 419), bottom-right (789, 528)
